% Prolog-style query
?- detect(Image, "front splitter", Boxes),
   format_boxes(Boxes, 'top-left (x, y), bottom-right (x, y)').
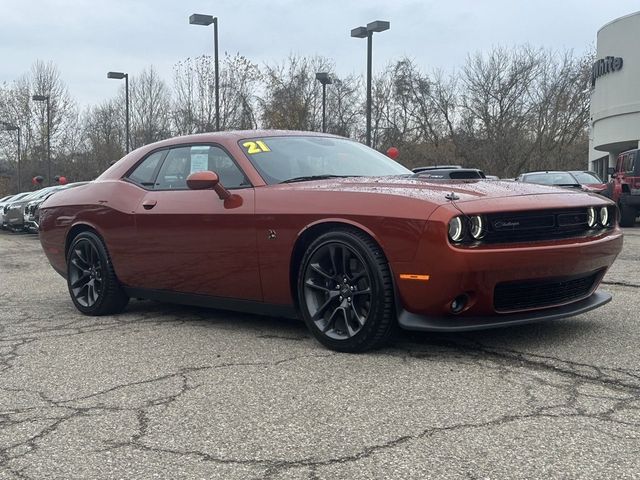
top-left (398, 290), bottom-right (612, 332)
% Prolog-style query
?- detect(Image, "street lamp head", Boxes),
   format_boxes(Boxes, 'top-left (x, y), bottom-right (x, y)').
top-left (107, 71), bottom-right (127, 79)
top-left (351, 26), bottom-right (368, 38)
top-left (189, 13), bottom-right (215, 26)
top-left (315, 72), bottom-right (332, 85)
top-left (367, 20), bottom-right (390, 33)
top-left (32, 94), bottom-right (49, 101)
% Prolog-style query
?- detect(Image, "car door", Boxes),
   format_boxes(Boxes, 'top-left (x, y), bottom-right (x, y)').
top-left (128, 144), bottom-right (262, 301)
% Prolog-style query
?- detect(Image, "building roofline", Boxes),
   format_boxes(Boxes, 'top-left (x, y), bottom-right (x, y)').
top-left (597, 10), bottom-right (640, 36)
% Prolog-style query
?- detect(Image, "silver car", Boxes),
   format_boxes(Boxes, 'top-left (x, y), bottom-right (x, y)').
top-left (1, 192), bottom-right (33, 229)
top-left (23, 182), bottom-right (89, 233)
top-left (3, 187), bottom-right (62, 232)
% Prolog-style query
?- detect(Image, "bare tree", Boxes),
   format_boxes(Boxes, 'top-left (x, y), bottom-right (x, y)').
top-left (325, 74), bottom-right (362, 138)
top-left (130, 66), bottom-right (172, 148)
top-left (259, 55), bottom-right (333, 131)
top-left (455, 46), bottom-right (591, 176)
top-left (80, 99), bottom-right (126, 178)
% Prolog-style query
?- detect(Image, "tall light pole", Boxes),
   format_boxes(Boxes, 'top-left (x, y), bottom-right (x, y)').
top-left (32, 94), bottom-right (51, 185)
top-left (189, 13), bottom-right (220, 132)
top-left (315, 72), bottom-right (332, 133)
top-left (107, 71), bottom-right (130, 153)
top-left (351, 20), bottom-right (390, 147)
top-left (1, 122), bottom-right (20, 191)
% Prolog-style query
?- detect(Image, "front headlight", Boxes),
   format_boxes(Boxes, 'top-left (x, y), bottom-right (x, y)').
top-left (470, 215), bottom-right (486, 240)
top-left (587, 207), bottom-right (597, 228)
top-left (599, 206), bottom-right (609, 227)
top-left (448, 217), bottom-right (465, 242)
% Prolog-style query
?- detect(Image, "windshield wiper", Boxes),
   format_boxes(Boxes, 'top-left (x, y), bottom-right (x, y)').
top-left (280, 175), bottom-right (354, 184)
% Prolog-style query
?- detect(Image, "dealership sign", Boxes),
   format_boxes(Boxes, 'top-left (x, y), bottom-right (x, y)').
top-left (591, 56), bottom-right (623, 87)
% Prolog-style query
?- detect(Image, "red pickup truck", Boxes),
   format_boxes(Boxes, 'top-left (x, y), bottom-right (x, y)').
top-left (608, 148), bottom-right (640, 227)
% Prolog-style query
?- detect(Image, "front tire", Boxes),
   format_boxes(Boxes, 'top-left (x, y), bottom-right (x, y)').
top-left (67, 231), bottom-right (129, 315)
top-left (297, 229), bottom-right (395, 352)
top-left (619, 203), bottom-right (637, 227)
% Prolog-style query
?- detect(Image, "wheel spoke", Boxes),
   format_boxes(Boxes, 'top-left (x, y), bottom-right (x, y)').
top-left (350, 302), bottom-right (366, 326)
top-left (310, 263), bottom-right (333, 281)
top-left (88, 243), bottom-right (95, 265)
top-left (352, 287), bottom-right (371, 297)
top-left (322, 307), bottom-right (341, 333)
top-left (305, 278), bottom-right (331, 293)
top-left (328, 245), bottom-right (339, 276)
top-left (71, 272), bottom-right (90, 289)
top-left (311, 296), bottom-right (335, 321)
top-left (75, 283), bottom-right (89, 305)
top-left (74, 248), bottom-right (89, 268)
top-left (343, 308), bottom-right (356, 337)
top-left (87, 283), bottom-right (96, 305)
top-left (70, 257), bottom-right (85, 271)
top-left (341, 246), bottom-right (349, 278)
top-left (82, 242), bottom-right (91, 265)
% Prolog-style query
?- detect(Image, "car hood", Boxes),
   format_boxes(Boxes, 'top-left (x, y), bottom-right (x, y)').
top-left (582, 183), bottom-right (608, 192)
top-left (283, 176), bottom-right (584, 205)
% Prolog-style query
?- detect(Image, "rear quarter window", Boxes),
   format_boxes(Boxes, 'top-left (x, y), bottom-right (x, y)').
top-left (126, 151), bottom-right (165, 186)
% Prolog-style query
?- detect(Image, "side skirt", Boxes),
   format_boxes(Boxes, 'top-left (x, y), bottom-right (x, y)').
top-left (123, 287), bottom-right (299, 320)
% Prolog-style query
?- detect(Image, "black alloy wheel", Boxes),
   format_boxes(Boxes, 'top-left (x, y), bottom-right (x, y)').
top-left (69, 237), bottom-right (103, 307)
top-left (298, 229), bottom-right (395, 352)
top-left (67, 231), bottom-right (129, 315)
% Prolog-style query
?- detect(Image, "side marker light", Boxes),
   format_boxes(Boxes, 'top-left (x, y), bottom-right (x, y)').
top-left (399, 274), bottom-right (430, 281)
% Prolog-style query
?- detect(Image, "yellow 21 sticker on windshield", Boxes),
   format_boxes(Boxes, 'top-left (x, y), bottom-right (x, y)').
top-left (243, 140), bottom-right (271, 154)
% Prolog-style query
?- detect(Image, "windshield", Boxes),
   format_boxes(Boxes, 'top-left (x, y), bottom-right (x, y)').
top-left (7, 192), bottom-right (32, 202)
top-left (238, 136), bottom-right (411, 184)
top-left (571, 171), bottom-right (602, 184)
top-left (523, 172), bottom-right (578, 185)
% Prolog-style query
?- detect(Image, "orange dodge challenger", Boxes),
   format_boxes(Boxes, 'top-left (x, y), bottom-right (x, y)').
top-left (39, 131), bottom-right (623, 352)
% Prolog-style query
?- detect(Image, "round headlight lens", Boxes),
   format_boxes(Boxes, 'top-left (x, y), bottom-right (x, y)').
top-left (470, 215), bottom-right (485, 239)
top-left (448, 217), bottom-right (464, 242)
top-left (587, 207), bottom-right (597, 228)
top-left (599, 206), bottom-right (609, 226)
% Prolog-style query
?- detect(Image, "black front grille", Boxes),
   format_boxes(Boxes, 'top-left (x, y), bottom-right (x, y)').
top-left (485, 208), bottom-right (595, 243)
top-left (494, 270), bottom-right (603, 312)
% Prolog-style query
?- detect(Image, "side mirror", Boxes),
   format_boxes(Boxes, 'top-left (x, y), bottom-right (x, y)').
top-left (187, 170), bottom-right (219, 190)
top-left (186, 170), bottom-right (231, 200)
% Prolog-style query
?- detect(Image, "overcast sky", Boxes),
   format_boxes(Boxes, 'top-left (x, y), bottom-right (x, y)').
top-left (1, 0), bottom-right (638, 108)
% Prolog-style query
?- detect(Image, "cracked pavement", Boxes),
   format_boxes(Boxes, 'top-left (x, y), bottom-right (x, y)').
top-left (0, 228), bottom-right (639, 479)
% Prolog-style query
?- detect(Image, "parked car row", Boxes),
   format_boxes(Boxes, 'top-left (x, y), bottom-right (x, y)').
top-left (0, 182), bottom-right (88, 233)
top-left (516, 170), bottom-right (608, 194)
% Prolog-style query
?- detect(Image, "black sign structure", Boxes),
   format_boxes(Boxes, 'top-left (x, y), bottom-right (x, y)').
top-left (591, 56), bottom-right (623, 87)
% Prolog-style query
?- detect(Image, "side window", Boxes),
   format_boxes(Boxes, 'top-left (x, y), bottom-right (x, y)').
top-left (155, 145), bottom-right (249, 190)
top-left (207, 146), bottom-right (249, 189)
top-left (155, 147), bottom-right (192, 190)
top-left (127, 151), bottom-right (164, 186)
top-left (623, 154), bottom-right (634, 175)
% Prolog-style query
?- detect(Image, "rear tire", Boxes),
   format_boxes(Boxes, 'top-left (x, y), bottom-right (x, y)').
top-left (297, 228), bottom-right (395, 352)
top-left (67, 231), bottom-right (129, 315)
top-left (619, 203), bottom-right (637, 227)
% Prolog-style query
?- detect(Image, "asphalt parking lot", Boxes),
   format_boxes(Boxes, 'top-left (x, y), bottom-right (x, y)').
top-left (1, 229), bottom-right (639, 479)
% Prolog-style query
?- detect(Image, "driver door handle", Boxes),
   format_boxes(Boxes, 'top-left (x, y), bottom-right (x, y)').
top-left (142, 199), bottom-right (157, 210)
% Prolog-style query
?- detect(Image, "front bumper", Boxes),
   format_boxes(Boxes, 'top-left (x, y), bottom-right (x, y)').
top-left (398, 290), bottom-right (611, 332)
top-left (392, 199), bottom-right (623, 320)
top-left (23, 213), bottom-right (38, 232)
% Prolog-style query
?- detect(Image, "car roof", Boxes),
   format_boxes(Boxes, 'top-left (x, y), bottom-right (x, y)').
top-left (414, 168), bottom-right (486, 179)
top-left (412, 165), bottom-right (463, 172)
